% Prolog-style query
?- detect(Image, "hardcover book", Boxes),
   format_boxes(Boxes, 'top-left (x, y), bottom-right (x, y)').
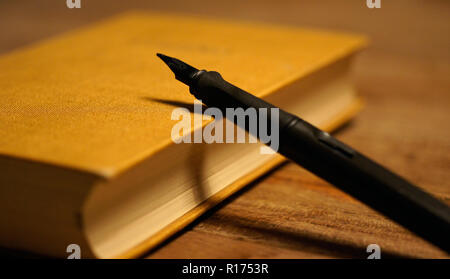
top-left (0, 12), bottom-right (366, 258)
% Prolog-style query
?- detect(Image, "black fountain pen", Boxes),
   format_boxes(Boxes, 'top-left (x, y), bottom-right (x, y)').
top-left (157, 53), bottom-right (450, 253)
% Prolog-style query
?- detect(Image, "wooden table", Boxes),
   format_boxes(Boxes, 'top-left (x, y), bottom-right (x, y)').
top-left (1, 0), bottom-right (449, 258)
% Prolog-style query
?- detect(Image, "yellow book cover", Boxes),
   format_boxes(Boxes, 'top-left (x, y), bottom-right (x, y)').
top-left (0, 12), bottom-right (366, 258)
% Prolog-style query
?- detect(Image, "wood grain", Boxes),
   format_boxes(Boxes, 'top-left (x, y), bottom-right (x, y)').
top-left (1, 0), bottom-right (448, 258)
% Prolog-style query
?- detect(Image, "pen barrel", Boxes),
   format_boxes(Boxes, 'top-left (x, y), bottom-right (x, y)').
top-left (191, 70), bottom-right (450, 252)
top-left (278, 118), bottom-right (450, 253)
top-left (190, 71), bottom-right (298, 129)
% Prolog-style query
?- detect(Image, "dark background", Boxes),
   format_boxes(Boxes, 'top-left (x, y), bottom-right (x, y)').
top-left (1, 0), bottom-right (449, 258)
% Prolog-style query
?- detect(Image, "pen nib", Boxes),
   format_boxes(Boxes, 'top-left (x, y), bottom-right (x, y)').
top-left (156, 53), bottom-right (200, 86)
